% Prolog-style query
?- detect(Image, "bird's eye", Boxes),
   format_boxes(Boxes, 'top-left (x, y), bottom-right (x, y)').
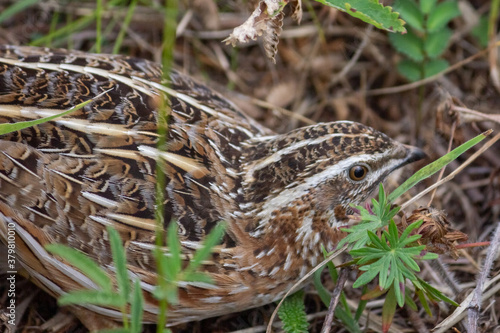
top-left (349, 165), bottom-right (369, 181)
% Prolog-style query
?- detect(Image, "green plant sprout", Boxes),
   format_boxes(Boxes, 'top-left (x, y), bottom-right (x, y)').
top-left (45, 222), bottom-right (225, 333)
top-left (277, 291), bottom-right (309, 333)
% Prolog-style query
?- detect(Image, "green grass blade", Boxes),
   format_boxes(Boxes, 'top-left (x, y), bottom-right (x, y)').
top-left (107, 226), bottom-right (130, 304)
top-left (0, 0), bottom-right (38, 24)
top-left (95, 0), bottom-right (103, 53)
top-left (45, 244), bottom-right (112, 292)
top-left (388, 131), bottom-right (490, 202)
top-left (113, 0), bottom-right (139, 54)
top-left (0, 95), bottom-right (103, 136)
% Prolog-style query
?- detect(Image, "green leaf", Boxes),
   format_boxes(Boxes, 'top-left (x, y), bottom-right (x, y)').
top-left (417, 278), bottom-right (459, 306)
top-left (313, 268), bottom-right (332, 306)
top-left (419, 0), bottom-right (436, 14)
top-left (167, 221), bottom-right (182, 278)
top-left (353, 268), bottom-right (379, 288)
top-left (416, 289), bottom-right (432, 315)
top-left (423, 59), bottom-right (449, 78)
top-left (381, 287), bottom-right (397, 332)
top-left (393, 0), bottom-right (423, 31)
top-left (58, 290), bottom-right (123, 307)
top-left (314, 0), bottom-right (406, 33)
top-left (183, 271), bottom-right (214, 284)
top-left (45, 244), bottom-right (112, 292)
top-left (405, 292), bottom-right (418, 311)
top-left (427, 0), bottom-right (461, 33)
top-left (130, 280), bottom-right (144, 333)
top-left (471, 15), bottom-right (489, 48)
top-left (425, 28), bottom-right (452, 58)
top-left (107, 226), bottom-right (129, 305)
top-left (388, 132), bottom-right (489, 202)
top-left (388, 29), bottom-right (424, 61)
top-left (277, 291), bottom-right (309, 333)
top-left (0, 97), bottom-right (97, 136)
top-left (397, 59), bottom-right (422, 82)
top-left (0, 0), bottom-right (38, 24)
top-left (185, 222), bottom-right (226, 274)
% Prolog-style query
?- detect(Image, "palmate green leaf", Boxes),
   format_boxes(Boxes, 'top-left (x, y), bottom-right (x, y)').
top-left (314, 0), bottom-right (406, 33)
top-left (278, 291), bottom-right (309, 333)
top-left (388, 29), bottom-right (424, 61)
top-left (107, 227), bottom-right (129, 305)
top-left (388, 131), bottom-right (490, 202)
top-left (393, 0), bottom-right (423, 31)
top-left (425, 28), bottom-right (452, 58)
top-left (58, 290), bottom-right (123, 307)
top-left (427, 0), bottom-right (461, 33)
top-left (45, 244), bottom-right (112, 292)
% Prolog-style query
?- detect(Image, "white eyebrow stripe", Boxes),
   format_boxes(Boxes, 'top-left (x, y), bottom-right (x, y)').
top-left (252, 151), bottom-right (393, 226)
top-left (249, 133), bottom-right (375, 172)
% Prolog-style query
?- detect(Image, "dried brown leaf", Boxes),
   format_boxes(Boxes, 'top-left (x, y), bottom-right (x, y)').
top-left (224, 0), bottom-right (303, 62)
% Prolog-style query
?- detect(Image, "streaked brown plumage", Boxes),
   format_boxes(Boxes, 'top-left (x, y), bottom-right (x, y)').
top-left (0, 45), bottom-right (425, 328)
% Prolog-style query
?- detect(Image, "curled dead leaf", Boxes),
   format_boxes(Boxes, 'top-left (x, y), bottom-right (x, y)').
top-left (223, 0), bottom-right (303, 63)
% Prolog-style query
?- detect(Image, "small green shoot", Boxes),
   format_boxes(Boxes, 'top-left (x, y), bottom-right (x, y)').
top-left (350, 219), bottom-right (437, 306)
top-left (46, 226), bottom-right (144, 332)
top-left (277, 291), bottom-right (309, 333)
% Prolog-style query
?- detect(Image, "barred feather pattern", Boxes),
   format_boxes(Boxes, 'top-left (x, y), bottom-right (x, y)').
top-left (0, 45), bottom-right (424, 327)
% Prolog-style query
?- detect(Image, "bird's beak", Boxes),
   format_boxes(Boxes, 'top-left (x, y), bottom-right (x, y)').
top-left (403, 145), bottom-right (427, 165)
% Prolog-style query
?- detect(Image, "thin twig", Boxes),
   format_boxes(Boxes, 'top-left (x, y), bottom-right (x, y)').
top-left (468, 222), bottom-right (500, 332)
top-left (320, 268), bottom-right (349, 333)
